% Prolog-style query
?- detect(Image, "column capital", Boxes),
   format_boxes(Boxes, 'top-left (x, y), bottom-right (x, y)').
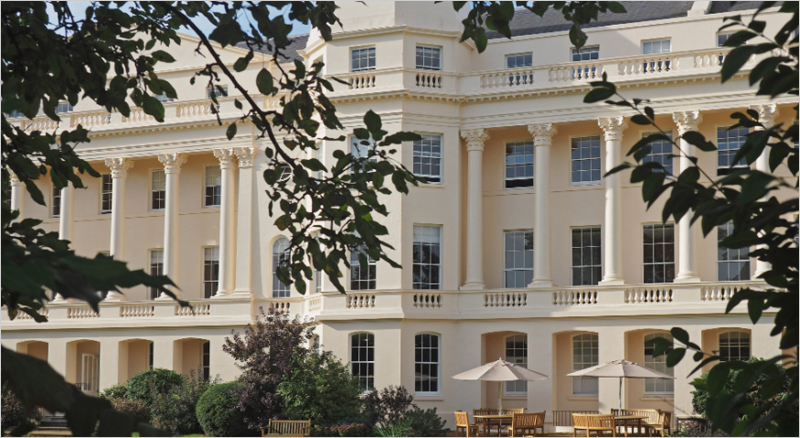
top-left (8, 169), bottom-right (20, 185)
top-left (234, 147), bottom-right (256, 168)
top-left (598, 117), bottom-right (628, 141)
top-left (214, 148), bottom-right (237, 169)
top-left (527, 123), bottom-right (558, 146)
top-left (749, 104), bottom-right (780, 128)
top-left (104, 157), bottom-right (134, 178)
top-left (461, 128), bottom-right (489, 152)
top-left (157, 153), bottom-right (187, 174)
top-left (672, 111), bottom-right (703, 134)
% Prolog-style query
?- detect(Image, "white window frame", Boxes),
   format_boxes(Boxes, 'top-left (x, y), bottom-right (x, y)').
top-left (571, 46), bottom-right (600, 62)
top-left (57, 101), bottom-right (74, 113)
top-left (642, 38), bottom-right (671, 55)
top-left (717, 31), bottom-right (735, 47)
top-left (505, 334), bottom-right (528, 395)
top-left (413, 133), bottom-right (443, 184)
top-left (572, 333), bottom-right (599, 396)
top-left (155, 93), bottom-right (174, 103)
top-left (150, 169), bottom-right (165, 211)
top-left (505, 140), bottom-right (535, 189)
top-left (272, 237), bottom-right (291, 298)
top-left (350, 244), bottom-right (376, 291)
top-left (51, 184), bottom-right (61, 218)
top-left (350, 46), bottom-right (376, 72)
top-left (571, 227), bottom-right (602, 286)
top-left (641, 131), bottom-right (674, 175)
top-left (148, 249), bottom-right (164, 300)
top-left (203, 246), bottom-right (219, 299)
top-left (505, 52), bottom-right (533, 69)
top-left (204, 165), bottom-right (221, 208)
top-left (412, 225), bottom-right (442, 290)
top-left (717, 125), bottom-right (750, 175)
top-left (350, 332), bottom-right (375, 392)
top-left (717, 221), bottom-right (750, 281)
top-left (100, 174), bottom-right (112, 214)
top-left (350, 135), bottom-right (377, 173)
top-left (570, 135), bottom-right (602, 186)
top-left (207, 85), bottom-right (228, 99)
top-left (643, 223), bottom-right (675, 284)
top-left (414, 333), bottom-right (441, 395)
top-left (644, 333), bottom-right (674, 395)
top-left (719, 331), bottom-right (751, 361)
top-left (504, 229), bottom-right (534, 288)
top-left (415, 45), bottom-right (442, 71)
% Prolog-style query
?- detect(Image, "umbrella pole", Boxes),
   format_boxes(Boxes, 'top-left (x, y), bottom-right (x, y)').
top-left (498, 381), bottom-right (503, 413)
top-left (618, 377), bottom-right (622, 411)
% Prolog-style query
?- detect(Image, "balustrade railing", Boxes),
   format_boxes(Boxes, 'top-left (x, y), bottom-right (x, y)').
top-left (484, 292), bottom-right (527, 308)
top-left (269, 301), bottom-right (292, 314)
top-left (549, 63), bottom-right (605, 82)
top-left (175, 302), bottom-right (211, 316)
top-left (176, 101), bottom-right (215, 118)
top-left (120, 304), bottom-right (155, 318)
top-left (307, 296), bottom-right (322, 312)
top-left (67, 306), bottom-right (99, 319)
top-left (342, 73), bottom-right (377, 89)
top-left (412, 293), bottom-right (442, 308)
top-left (624, 287), bottom-right (673, 303)
top-left (618, 55), bottom-right (678, 76)
top-left (122, 108), bottom-right (155, 123)
top-left (552, 290), bottom-right (598, 306)
top-left (23, 116), bottom-right (60, 131)
top-left (700, 284), bottom-right (750, 301)
top-left (346, 293), bottom-right (376, 308)
top-left (415, 72), bottom-right (442, 88)
top-left (480, 69), bottom-right (534, 88)
top-left (71, 111), bottom-right (112, 128)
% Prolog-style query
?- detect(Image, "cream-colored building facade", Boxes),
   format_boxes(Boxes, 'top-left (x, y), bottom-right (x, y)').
top-left (3, 1), bottom-right (796, 429)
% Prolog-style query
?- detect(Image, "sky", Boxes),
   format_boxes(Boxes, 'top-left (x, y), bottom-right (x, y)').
top-left (48, 1), bottom-right (312, 39)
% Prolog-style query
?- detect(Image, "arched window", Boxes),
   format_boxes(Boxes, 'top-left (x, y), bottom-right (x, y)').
top-left (272, 237), bottom-right (290, 298)
top-left (351, 333), bottom-right (375, 392)
top-left (719, 331), bottom-right (750, 361)
top-left (415, 334), bottom-right (440, 394)
top-left (644, 333), bottom-right (674, 394)
top-left (572, 333), bottom-right (599, 396)
top-left (505, 334), bottom-right (527, 394)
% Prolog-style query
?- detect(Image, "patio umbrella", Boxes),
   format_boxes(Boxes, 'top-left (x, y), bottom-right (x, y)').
top-left (452, 358), bottom-right (549, 413)
top-left (566, 359), bottom-right (675, 410)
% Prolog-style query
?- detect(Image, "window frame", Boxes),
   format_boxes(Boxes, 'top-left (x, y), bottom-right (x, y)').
top-left (414, 333), bottom-right (441, 395)
top-left (504, 229), bottom-right (534, 288)
top-left (150, 169), bottom-right (166, 211)
top-left (413, 133), bottom-right (443, 184)
top-left (641, 38), bottom-right (672, 55)
top-left (717, 31), bottom-right (735, 47)
top-left (350, 332), bottom-right (376, 393)
top-left (572, 333), bottom-right (599, 396)
top-left (571, 226), bottom-right (603, 286)
top-left (415, 45), bottom-right (442, 71)
top-left (51, 184), bottom-right (61, 218)
top-left (272, 237), bottom-right (291, 298)
top-left (100, 174), bottom-right (113, 214)
top-left (717, 125), bottom-right (750, 176)
top-left (505, 52), bottom-right (533, 69)
top-left (412, 224), bottom-right (442, 290)
top-left (203, 246), bottom-right (219, 299)
top-left (204, 165), bottom-right (222, 208)
top-left (350, 46), bottom-right (376, 72)
top-left (56, 101), bottom-right (74, 113)
top-left (207, 85), bottom-right (228, 99)
top-left (717, 221), bottom-right (751, 281)
top-left (719, 331), bottom-right (751, 361)
top-left (148, 249), bottom-right (164, 300)
top-left (570, 46), bottom-right (600, 62)
top-left (349, 135), bottom-right (377, 174)
top-left (641, 131), bottom-right (674, 175)
top-left (504, 334), bottom-right (528, 395)
top-left (349, 244), bottom-right (377, 291)
top-left (570, 135), bottom-right (602, 186)
top-left (642, 223), bottom-right (675, 284)
top-left (504, 140), bottom-right (535, 189)
top-left (643, 333), bottom-right (674, 395)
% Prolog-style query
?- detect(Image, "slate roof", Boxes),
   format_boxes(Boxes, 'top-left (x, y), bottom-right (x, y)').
top-left (486, 1), bottom-right (766, 40)
top-left (231, 34), bottom-right (309, 61)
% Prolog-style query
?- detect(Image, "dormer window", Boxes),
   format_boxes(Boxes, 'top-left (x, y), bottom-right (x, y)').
top-left (505, 53), bottom-right (533, 68)
top-left (56, 102), bottom-right (74, 113)
top-left (351, 47), bottom-right (376, 72)
top-left (416, 46), bottom-right (441, 71)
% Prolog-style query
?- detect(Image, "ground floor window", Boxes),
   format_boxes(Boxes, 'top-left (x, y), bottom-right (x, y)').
top-left (351, 333), bottom-right (375, 392)
top-left (415, 334), bottom-right (440, 394)
top-left (505, 334), bottom-right (528, 394)
top-left (644, 333), bottom-right (674, 394)
top-left (719, 331), bottom-right (750, 361)
top-left (572, 333), bottom-right (599, 396)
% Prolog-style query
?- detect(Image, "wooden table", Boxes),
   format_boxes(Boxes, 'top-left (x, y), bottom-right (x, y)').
top-left (614, 415), bottom-right (650, 437)
top-left (474, 414), bottom-right (513, 437)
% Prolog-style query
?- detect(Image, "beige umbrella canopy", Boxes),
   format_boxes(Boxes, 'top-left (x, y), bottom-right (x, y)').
top-left (566, 359), bottom-right (675, 410)
top-left (453, 358), bottom-right (549, 413)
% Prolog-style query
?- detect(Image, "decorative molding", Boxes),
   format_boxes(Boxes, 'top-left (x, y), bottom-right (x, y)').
top-left (672, 111), bottom-right (703, 134)
top-left (598, 117), bottom-right (628, 141)
top-left (527, 123), bottom-right (558, 146)
top-left (461, 129), bottom-right (489, 152)
top-left (104, 157), bottom-right (134, 178)
top-left (234, 147), bottom-right (257, 168)
top-left (749, 103), bottom-right (779, 128)
top-left (213, 148), bottom-right (237, 169)
top-left (157, 153), bottom-right (187, 174)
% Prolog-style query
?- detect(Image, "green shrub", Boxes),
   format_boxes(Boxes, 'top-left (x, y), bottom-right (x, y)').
top-left (100, 383), bottom-right (128, 400)
top-left (277, 352), bottom-right (363, 427)
top-left (151, 369), bottom-right (210, 436)
top-left (1, 385), bottom-right (41, 430)
top-left (361, 386), bottom-right (415, 429)
top-left (403, 407), bottom-right (448, 437)
top-left (126, 368), bottom-right (182, 405)
top-left (107, 397), bottom-right (150, 424)
top-left (196, 381), bottom-right (253, 437)
top-left (374, 418), bottom-right (411, 437)
top-left (311, 423), bottom-right (371, 437)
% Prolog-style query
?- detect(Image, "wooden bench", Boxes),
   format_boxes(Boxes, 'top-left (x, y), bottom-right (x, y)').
top-left (508, 411), bottom-right (545, 437)
top-left (572, 413), bottom-right (616, 437)
top-left (261, 419), bottom-right (311, 437)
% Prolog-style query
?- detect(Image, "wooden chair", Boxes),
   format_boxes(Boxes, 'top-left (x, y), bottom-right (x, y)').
top-left (586, 415), bottom-right (617, 437)
top-left (507, 412), bottom-right (545, 437)
top-left (455, 411), bottom-right (480, 437)
top-left (474, 408), bottom-right (501, 436)
top-left (261, 419), bottom-right (311, 437)
top-left (646, 411), bottom-right (672, 437)
top-left (612, 409), bottom-right (660, 436)
top-left (501, 408), bottom-right (526, 431)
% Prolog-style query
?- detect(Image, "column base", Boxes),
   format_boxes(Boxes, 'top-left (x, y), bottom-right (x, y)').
top-left (460, 282), bottom-right (485, 291)
top-left (229, 289), bottom-right (253, 298)
top-left (103, 291), bottom-right (128, 302)
top-left (211, 291), bottom-right (232, 299)
top-left (599, 277), bottom-right (625, 286)
top-left (674, 274), bottom-right (701, 284)
top-left (527, 279), bottom-right (554, 289)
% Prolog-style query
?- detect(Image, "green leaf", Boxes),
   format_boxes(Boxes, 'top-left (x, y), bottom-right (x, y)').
top-left (584, 87), bottom-right (615, 103)
top-left (234, 50), bottom-right (254, 72)
top-left (150, 50), bottom-right (176, 63)
top-left (721, 46), bottom-right (758, 83)
top-left (257, 68), bottom-right (274, 95)
top-left (681, 131), bottom-right (717, 151)
top-left (364, 110), bottom-right (382, 133)
top-left (226, 123), bottom-right (237, 140)
top-left (141, 95), bottom-right (165, 122)
top-left (671, 327), bottom-right (690, 344)
top-left (666, 348), bottom-right (686, 367)
top-left (706, 366), bottom-right (730, 394)
top-left (0, 347), bottom-right (74, 413)
top-left (747, 296), bottom-right (764, 323)
top-left (630, 114), bottom-right (651, 125)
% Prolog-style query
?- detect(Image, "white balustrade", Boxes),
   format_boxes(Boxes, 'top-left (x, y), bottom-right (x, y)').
top-left (700, 284), bottom-right (750, 301)
top-left (480, 69), bottom-right (534, 88)
top-left (67, 306), bottom-right (99, 318)
top-left (15, 308), bottom-right (49, 320)
top-left (624, 287), bottom-right (673, 303)
top-left (120, 304), bottom-right (155, 317)
top-left (484, 292), bottom-right (527, 308)
top-left (412, 293), bottom-right (442, 308)
top-left (346, 293), bottom-right (376, 309)
top-left (307, 296), bottom-right (322, 312)
top-left (176, 101), bottom-right (216, 118)
top-left (269, 301), bottom-right (292, 314)
top-left (175, 303), bottom-right (211, 316)
top-left (415, 72), bottom-right (442, 88)
top-left (552, 290), bottom-right (598, 306)
top-left (23, 116), bottom-right (60, 131)
top-left (343, 73), bottom-right (376, 89)
top-left (618, 56), bottom-right (678, 76)
top-left (548, 63), bottom-right (605, 82)
top-left (264, 95), bottom-right (283, 110)
top-left (71, 111), bottom-right (112, 128)
top-left (122, 108), bottom-right (155, 123)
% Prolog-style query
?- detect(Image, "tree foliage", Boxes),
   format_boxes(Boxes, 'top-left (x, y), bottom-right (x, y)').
top-left (196, 381), bottom-right (254, 438)
top-left (589, 2), bottom-right (798, 435)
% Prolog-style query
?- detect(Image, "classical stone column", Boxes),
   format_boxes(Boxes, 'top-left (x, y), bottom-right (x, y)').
top-left (157, 153), bottom-right (187, 299)
top-left (527, 123), bottom-right (557, 288)
top-left (750, 104), bottom-right (780, 279)
top-left (598, 117), bottom-right (627, 285)
top-left (460, 129), bottom-right (489, 290)
top-left (9, 170), bottom-right (24, 219)
top-left (58, 183), bottom-right (75, 242)
top-left (673, 111), bottom-right (703, 283)
top-left (213, 148), bottom-right (237, 296)
top-left (104, 157), bottom-right (133, 302)
top-left (233, 147), bottom-right (256, 297)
